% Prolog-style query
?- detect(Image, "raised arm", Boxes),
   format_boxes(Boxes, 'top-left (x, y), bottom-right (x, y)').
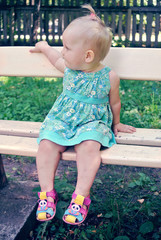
top-left (109, 70), bottom-right (136, 136)
top-left (30, 41), bottom-right (65, 73)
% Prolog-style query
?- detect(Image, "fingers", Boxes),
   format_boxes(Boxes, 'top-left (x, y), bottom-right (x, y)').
top-left (121, 126), bottom-right (136, 134)
top-left (29, 48), bottom-right (35, 53)
top-left (29, 41), bottom-right (48, 53)
top-left (114, 128), bottom-right (118, 136)
top-left (29, 48), bottom-right (40, 53)
top-left (125, 125), bottom-right (136, 133)
top-left (114, 123), bottom-right (136, 135)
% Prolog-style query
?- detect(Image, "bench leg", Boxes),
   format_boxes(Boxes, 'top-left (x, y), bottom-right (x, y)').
top-left (0, 154), bottom-right (8, 189)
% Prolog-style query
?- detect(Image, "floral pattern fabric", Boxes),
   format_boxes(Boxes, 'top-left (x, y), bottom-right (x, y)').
top-left (38, 67), bottom-right (116, 147)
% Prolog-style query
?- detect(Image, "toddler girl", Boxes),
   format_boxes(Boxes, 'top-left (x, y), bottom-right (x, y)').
top-left (30, 4), bottom-right (136, 225)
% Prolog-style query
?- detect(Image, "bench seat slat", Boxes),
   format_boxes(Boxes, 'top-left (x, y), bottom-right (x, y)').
top-left (0, 135), bottom-right (161, 168)
top-left (0, 120), bottom-right (160, 147)
top-left (101, 145), bottom-right (161, 168)
top-left (0, 135), bottom-right (38, 157)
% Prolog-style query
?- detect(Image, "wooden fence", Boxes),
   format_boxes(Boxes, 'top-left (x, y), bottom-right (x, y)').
top-left (0, 0), bottom-right (161, 47)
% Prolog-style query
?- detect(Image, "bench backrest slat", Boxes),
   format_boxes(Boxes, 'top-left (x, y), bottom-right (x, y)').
top-left (0, 47), bottom-right (161, 81)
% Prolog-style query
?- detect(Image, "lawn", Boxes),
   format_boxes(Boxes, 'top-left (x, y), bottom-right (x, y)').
top-left (0, 76), bottom-right (161, 239)
top-left (0, 76), bottom-right (160, 128)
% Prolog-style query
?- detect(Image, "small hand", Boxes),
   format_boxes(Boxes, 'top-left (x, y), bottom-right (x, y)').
top-left (29, 41), bottom-right (49, 53)
top-left (113, 122), bottom-right (136, 136)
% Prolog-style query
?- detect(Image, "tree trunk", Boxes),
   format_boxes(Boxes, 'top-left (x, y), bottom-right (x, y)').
top-left (0, 154), bottom-right (8, 189)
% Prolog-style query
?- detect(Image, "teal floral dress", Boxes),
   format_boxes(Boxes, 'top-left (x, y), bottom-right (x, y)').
top-left (38, 66), bottom-right (116, 147)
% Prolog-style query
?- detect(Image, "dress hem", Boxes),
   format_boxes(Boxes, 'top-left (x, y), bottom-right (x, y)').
top-left (37, 130), bottom-right (116, 148)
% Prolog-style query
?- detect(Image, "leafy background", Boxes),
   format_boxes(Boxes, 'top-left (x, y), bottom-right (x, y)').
top-left (0, 77), bottom-right (160, 128)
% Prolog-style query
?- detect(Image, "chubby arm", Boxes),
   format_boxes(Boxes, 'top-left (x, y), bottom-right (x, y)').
top-left (109, 70), bottom-right (136, 136)
top-left (30, 41), bottom-right (65, 73)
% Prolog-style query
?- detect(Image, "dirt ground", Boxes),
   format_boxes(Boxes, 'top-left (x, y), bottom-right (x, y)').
top-left (3, 155), bottom-right (76, 183)
top-left (2, 155), bottom-right (161, 240)
top-left (3, 155), bottom-right (161, 189)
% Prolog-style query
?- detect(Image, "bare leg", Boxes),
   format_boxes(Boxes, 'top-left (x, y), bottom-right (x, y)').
top-left (63, 140), bottom-right (101, 223)
top-left (36, 139), bottom-right (66, 191)
top-left (74, 140), bottom-right (101, 197)
top-left (36, 139), bottom-right (66, 218)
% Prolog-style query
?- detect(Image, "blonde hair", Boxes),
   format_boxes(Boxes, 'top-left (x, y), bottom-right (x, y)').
top-left (66, 4), bottom-right (112, 62)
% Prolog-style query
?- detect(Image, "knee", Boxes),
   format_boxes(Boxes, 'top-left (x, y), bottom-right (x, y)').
top-left (38, 140), bottom-right (66, 154)
top-left (39, 139), bottom-right (54, 152)
top-left (75, 141), bottom-right (101, 155)
top-left (82, 141), bottom-right (96, 153)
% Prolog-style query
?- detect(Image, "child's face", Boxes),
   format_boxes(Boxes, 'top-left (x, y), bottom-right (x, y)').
top-left (62, 27), bottom-right (87, 70)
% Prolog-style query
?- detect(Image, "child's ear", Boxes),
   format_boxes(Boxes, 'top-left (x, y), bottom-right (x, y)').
top-left (85, 50), bottom-right (94, 63)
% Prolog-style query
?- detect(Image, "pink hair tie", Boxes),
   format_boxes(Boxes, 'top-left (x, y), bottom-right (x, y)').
top-left (90, 12), bottom-right (96, 19)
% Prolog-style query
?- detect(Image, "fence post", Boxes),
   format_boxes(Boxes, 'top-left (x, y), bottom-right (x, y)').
top-left (126, 9), bottom-right (132, 45)
top-left (31, 0), bottom-right (41, 45)
top-left (9, 6), bottom-right (14, 46)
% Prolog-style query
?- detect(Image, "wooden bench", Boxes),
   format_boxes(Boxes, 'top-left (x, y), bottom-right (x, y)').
top-left (0, 46), bottom-right (161, 188)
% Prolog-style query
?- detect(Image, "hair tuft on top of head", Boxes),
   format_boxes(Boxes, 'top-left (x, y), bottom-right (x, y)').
top-left (82, 4), bottom-right (96, 14)
top-left (81, 4), bottom-right (106, 27)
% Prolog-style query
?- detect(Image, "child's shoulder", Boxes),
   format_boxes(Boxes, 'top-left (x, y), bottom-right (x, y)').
top-left (109, 70), bottom-right (120, 89)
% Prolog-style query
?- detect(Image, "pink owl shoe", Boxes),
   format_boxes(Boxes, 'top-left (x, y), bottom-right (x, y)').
top-left (36, 189), bottom-right (58, 222)
top-left (63, 192), bottom-right (91, 225)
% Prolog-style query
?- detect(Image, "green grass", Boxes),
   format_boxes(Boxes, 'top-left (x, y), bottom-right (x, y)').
top-left (120, 80), bottom-right (161, 128)
top-left (0, 76), bottom-right (161, 239)
top-left (0, 76), bottom-right (63, 121)
top-left (0, 76), bottom-right (160, 128)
